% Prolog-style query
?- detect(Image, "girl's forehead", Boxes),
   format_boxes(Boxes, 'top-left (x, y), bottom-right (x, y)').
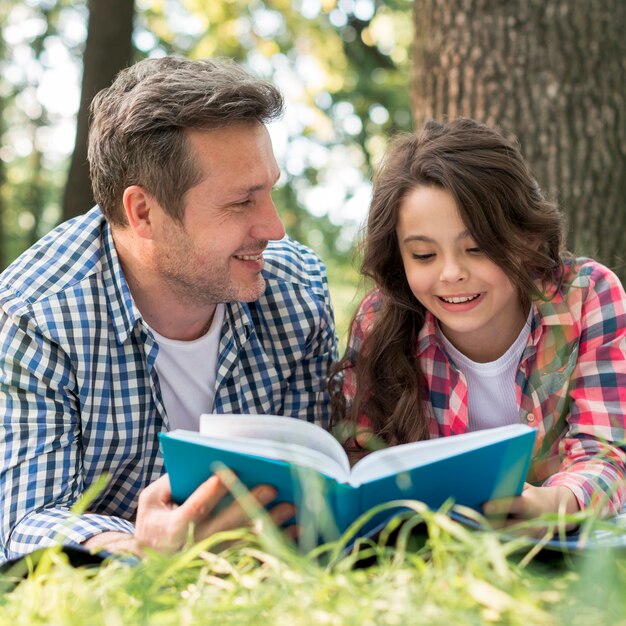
top-left (397, 187), bottom-right (463, 227)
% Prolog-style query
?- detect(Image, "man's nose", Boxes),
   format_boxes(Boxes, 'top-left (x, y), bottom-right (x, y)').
top-left (252, 196), bottom-right (286, 242)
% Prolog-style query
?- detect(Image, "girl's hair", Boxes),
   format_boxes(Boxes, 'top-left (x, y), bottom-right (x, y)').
top-left (331, 118), bottom-right (566, 446)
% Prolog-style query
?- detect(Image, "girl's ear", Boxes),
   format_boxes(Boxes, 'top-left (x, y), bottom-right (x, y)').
top-left (122, 185), bottom-right (156, 240)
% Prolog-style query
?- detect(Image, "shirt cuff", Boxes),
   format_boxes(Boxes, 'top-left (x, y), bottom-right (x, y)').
top-left (5, 508), bottom-right (135, 562)
top-left (542, 470), bottom-right (626, 517)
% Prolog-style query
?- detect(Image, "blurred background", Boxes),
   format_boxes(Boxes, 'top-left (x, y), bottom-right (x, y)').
top-left (1, 0), bottom-right (625, 346)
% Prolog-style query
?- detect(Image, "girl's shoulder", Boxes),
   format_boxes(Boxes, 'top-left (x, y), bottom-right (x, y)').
top-left (347, 288), bottom-right (384, 345)
top-left (355, 288), bottom-right (384, 317)
top-left (535, 257), bottom-right (626, 324)
top-left (560, 256), bottom-right (625, 295)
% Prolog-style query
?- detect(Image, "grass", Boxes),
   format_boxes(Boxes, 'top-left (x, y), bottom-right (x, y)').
top-left (1, 503), bottom-right (625, 626)
top-left (2, 267), bottom-right (624, 625)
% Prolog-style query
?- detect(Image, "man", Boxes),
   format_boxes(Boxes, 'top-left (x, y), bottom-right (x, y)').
top-left (0, 57), bottom-right (336, 561)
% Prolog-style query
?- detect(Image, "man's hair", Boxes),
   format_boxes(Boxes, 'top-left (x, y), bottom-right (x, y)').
top-left (88, 57), bottom-right (284, 225)
top-left (331, 118), bottom-right (567, 446)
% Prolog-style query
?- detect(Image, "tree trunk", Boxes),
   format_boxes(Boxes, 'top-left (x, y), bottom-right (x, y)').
top-left (412, 0), bottom-right (626, 282)
top-left (62, 0), bottom-right (135, 221)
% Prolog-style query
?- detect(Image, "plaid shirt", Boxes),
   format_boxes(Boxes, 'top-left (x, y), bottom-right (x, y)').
top-left (342, 258), bottom-right (626, 514)
top-left (0, 207), bottom-right (336, 562)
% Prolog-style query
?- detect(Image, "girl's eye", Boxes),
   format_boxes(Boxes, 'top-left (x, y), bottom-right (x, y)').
top-left (467, 247), bottom-right (483, 254)
top-left (412, 253), bottom-right (435, 261)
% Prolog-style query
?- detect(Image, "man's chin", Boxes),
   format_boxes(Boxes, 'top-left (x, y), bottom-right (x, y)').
top-left (234, 278), bottom-right (267, 303)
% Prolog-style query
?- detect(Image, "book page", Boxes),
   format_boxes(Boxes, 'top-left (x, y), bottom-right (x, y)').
top-left (199, 414), bottom-right (351, 477)
top-left (350, 424), bottom-right (532, 486)
top-left (166, 430), bottom-right (349, 480)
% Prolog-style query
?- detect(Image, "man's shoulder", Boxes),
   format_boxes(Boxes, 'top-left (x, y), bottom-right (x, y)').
top-left (262, 236), bottom-right (328, 294)
top-left (0, 208), bottom-right (106, 308)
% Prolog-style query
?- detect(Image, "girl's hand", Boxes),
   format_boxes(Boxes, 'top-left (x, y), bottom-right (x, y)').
top-left (482, 483), bottom-right (580, 536)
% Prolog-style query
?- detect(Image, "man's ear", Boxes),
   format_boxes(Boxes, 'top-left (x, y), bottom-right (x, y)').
top-left (122, 185), bottom-right (156, 239)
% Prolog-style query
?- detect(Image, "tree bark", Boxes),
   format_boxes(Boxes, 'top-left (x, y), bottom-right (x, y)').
top-left (62, 0), bottom-right (135, 221)
top-left (412, 0), bottom-right (626, 281)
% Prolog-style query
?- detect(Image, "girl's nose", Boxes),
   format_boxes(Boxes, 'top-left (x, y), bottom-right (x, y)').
top-left (439, 256), bottom-right (468, 283)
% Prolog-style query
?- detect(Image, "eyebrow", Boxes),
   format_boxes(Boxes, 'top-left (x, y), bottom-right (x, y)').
top-left (215, 171), bottom-right (281, 207)
top-left (402, 229), bottom-right (472, 245)
top-left (233, 171), bottom-right (281, 196)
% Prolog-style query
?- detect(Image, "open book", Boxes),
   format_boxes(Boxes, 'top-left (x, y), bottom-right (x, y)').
top-left (159, 415), bottom-right (536, 538)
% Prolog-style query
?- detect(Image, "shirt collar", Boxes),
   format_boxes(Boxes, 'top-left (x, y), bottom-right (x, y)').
top-left (417, 310), bottom-right (443, 356)
top-left (100, 217), bottom-right (143, 345)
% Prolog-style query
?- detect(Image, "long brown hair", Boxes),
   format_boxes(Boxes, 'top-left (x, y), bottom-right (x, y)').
top-left (331, 118), bottom-right (566, 446)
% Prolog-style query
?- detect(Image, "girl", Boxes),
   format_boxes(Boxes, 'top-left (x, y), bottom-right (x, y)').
top-left (332, 118), bottom-right (626, 524)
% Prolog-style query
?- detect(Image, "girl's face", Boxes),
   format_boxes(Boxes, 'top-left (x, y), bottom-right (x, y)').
top-left (395, 185), bottom-right (527, 362)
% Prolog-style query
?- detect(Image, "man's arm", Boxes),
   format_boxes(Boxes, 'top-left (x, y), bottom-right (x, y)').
top-left (0, 309), bottom-right (134, 561)
top-left (280, 253), bottom-right (338, 427)
top-left (83, 474), bottom-right (295, 556)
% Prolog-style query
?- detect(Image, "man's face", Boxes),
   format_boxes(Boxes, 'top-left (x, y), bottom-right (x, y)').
top-left (151, 122), bottom-right (285, 305)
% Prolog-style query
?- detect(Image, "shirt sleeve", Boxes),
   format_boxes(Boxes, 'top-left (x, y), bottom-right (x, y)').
top-left (0, 306), bottom-right (134, 562)
top-left (280, 257), bottom-right (338, 428)
top-left (542, 262), bottom-right (626, 514)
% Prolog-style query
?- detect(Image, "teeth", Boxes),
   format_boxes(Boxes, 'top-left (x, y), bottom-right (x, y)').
top-left (440, 294), bottom-right (480, 304)
top-left (236, 254), bottom-right (262, 261)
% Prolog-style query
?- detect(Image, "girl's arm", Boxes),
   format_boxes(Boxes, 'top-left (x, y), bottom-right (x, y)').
top-left (536, 261), bottom-right (626, 516)
top-left (548, 262), bottom-right (626, 515)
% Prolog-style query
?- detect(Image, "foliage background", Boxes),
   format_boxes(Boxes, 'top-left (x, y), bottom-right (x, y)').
top-left (2, 3), bottom-right (626, 620)
top-left (0, 0), bottom-right (416, 343)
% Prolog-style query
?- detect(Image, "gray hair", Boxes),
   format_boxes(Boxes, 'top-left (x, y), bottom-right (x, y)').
top-left (88, 56), bottom-right (284, 225)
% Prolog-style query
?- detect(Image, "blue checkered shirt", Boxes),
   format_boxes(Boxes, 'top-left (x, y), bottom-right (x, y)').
top-left (0, 207), bottom-right (336, 562)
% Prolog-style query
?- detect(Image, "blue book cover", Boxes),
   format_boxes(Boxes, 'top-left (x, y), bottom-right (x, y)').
top-left (158, 416), bottom-right (536, 539)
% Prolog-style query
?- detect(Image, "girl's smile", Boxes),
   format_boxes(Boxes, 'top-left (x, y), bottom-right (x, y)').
top-left (436, 292), bottom-right (484, 311)
top-left (396, 185), bottom-right (527, 362)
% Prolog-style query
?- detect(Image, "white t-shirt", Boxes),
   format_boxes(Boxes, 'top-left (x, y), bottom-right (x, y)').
top-left (437, 311), bottom-right (532, 431)
top-left (148, 304), bottom-right (225, 431)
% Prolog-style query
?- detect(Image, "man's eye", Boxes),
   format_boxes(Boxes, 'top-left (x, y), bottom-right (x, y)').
top-left (234, 198), bottom-right (253, 208)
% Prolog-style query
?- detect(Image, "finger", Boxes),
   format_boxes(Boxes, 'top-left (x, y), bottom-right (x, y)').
top-left (177, 474), bottom-right (229, 524)
top-left (267, 502), bottom-right (296, 527)
top-left (143, 473), bottom-right (171, 497)
top-left (355, 429), bottom-right (373, 448)
top-left (197, 485), bottom-right (277, 539)
top-left (483, 497), bottom-right (516, 517)
top-left (283, 525), bottom-right (299, 541)
top-left (137, 474), bottom-right (173, 512)
top-left (504, 496), bottom-right (532, 518)
top-left (484, 495), bottom-right (538, 525)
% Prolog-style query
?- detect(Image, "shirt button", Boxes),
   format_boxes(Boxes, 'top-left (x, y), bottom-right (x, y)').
top-left (526, 414), bottom-right (535, 422)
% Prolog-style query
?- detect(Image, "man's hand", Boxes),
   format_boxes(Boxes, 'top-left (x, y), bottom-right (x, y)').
top-left (83, 531), bottom-right (143, 555)
top-left (483, 483), bottom-right (580, 536)
top-left (83, 473), bottom-right (295, 556)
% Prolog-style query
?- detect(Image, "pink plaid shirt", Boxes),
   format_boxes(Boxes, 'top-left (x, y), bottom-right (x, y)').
top-left (342, 258), bottom-right (626, 514)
